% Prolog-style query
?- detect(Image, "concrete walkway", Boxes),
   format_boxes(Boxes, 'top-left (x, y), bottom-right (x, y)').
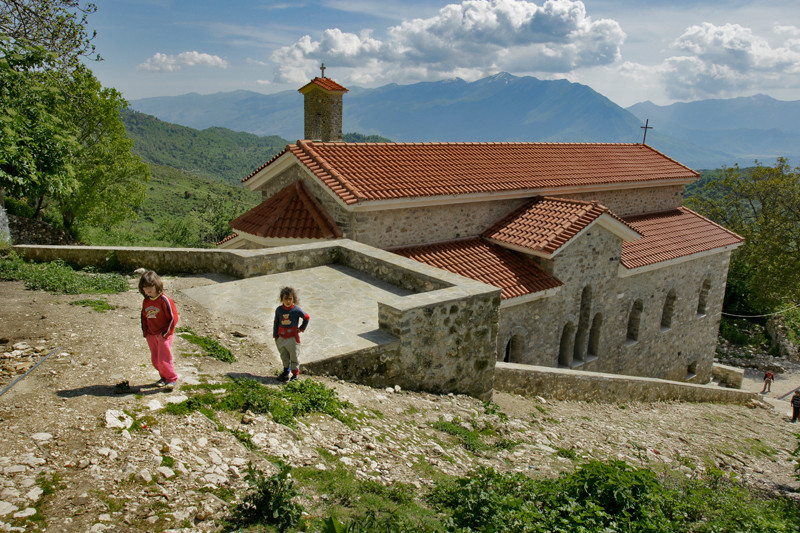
top-left (181, 264), bottom-right (409, 362)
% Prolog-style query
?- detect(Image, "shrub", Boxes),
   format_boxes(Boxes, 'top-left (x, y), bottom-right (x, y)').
top-left (225, 462), bottom-right (303, 532)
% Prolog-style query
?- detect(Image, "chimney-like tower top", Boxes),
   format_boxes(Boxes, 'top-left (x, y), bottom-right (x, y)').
top-left (298, 66), bottom-right (348, 142)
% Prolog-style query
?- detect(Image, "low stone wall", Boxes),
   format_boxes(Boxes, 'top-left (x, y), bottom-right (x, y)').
top-left (494, 362), bottom-right (757, 404)
top-left (712, 363), bottom-right (744, 389)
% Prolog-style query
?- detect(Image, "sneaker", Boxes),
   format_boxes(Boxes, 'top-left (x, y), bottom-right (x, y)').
top-left (278, 370), bottom-right (291, 382)
top-left (164, 380), bottom-right (178, 389)
top-left (156, 378), bottom-right (168, 387)
top-left (289, 372), bottom-right (300, 381)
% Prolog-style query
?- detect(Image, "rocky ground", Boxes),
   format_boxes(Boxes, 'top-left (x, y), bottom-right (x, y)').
top-left (1, 274), bottom-right (800, 532)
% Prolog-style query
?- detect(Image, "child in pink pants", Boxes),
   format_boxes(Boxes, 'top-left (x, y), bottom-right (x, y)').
top-left (139, 271), bottom-right (179, 387)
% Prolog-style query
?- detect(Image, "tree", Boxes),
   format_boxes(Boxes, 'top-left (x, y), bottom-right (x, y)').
top-left (0, 0), bottom-right (99, 70)
top-left (687, 158), bottom-right (800, 311)
top-left (0, 37), bottom-right (78, 213)
top-left (55, 66), bottom-right (149, 232)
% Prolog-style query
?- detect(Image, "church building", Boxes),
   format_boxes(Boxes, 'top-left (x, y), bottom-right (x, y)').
top-left (220, 74), bottom-right (743, 385)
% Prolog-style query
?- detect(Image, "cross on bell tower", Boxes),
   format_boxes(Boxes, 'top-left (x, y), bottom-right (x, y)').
top-left (320, 63), bottom-right (326, 78)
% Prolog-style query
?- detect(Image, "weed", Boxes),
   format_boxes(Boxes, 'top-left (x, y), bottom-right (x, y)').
top-left (555, 447), bottom-right (578, 460)
top-left (533, 404), bottom-right (547, 414)
top-left (0, 252), bottom-right (128, 294)
top-left (230, 428), bottom-right (256, 450)
top-left (432, 418), bottom-right (487, 453)
top-left (176, 326), bottom-right (235, 362)
top-left (69, 298), bottom-right (116, 312)
top-left (225, 462), bottom-right (303, 532)
top-left (165, 377), bottom-right (352, 429)
top-left (160, 455), bottom-right (175, 468)
top-left (482, 400), bottom-right (509, 422)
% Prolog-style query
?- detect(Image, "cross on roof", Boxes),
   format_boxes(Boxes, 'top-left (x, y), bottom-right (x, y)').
top-left (320, 63), bottom-right (326, 78)
top-left (640, 119), bottom-right (653, 144)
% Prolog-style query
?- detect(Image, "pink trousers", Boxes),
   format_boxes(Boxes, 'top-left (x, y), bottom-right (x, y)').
top-left (146, 334), bottom-right (178, 382)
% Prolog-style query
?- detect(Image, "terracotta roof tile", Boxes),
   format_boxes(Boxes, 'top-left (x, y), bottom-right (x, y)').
top-left (216, 233), bottom-right (239, 246)
top-left (244, 141), bottom-right (699, 205)
top-left (621, 207), bottom-right (744, 269)
top-left (298, 77), bottom-right (349, 94)
top-left (229, 180), bottom-right (342, 240)
top-left (390, 238), bottom-right (562, 299)
top-left (483, 197), bottom-right (634, 255)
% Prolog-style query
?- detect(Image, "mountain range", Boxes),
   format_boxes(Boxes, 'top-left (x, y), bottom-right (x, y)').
top-left (131, 73), bottom-right (800, 170)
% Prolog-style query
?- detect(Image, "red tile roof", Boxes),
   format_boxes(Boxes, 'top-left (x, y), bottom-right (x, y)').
top-left (244, 141), bottom-right (699, 206)
top-left (621, 207), bottom-right (744, 269)
top-left (389, 238), bottom-right (562, 300)
top-left (483, 197), bottom-right (636, 256)
top-left (229, 180), bottom-right (342, 240)
top-left (298, 77), bottom-right (349, 94)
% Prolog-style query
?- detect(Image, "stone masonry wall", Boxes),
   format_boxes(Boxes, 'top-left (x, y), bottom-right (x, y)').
top-left (495, 224), bottom-right (733, 385)
top-left (561, 185), bottom-right (685, 216)
top-left (303, 89), bottom-right (343, 141)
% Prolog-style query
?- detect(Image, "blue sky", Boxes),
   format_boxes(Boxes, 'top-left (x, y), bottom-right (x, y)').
top-left (86, 0), bottom-right (800, 107)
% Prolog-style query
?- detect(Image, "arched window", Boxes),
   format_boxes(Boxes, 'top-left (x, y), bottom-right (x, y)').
top-left (626, 299), bottom-right (644, 342)
top-left (574, 286), bottom-right (592, 363)
top-left (588, 313), bottom-right (603, 358)
top-left (504, 334), bottom-right (525, 363)
top-left (661, 289), bottom-right (677, 330)
top-left (559, 322), bottom-right (576, 368)
top-left (697, 278), bottom-right (711, 316)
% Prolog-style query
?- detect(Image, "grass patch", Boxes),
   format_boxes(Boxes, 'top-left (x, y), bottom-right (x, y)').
top-left (165, 377), bottom-right (353, 429)
top-left (223, 462), bottom-right (303, 532)
top-left (69, 298), bottom-right (116, 312)
top-left (176, 326), bottom-right (235, 362)
top-left (0, 252), bottom-right (128, 294)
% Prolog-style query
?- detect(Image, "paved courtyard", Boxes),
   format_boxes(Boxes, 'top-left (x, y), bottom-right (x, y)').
top-left (181, 264), bottom-right (409, 362)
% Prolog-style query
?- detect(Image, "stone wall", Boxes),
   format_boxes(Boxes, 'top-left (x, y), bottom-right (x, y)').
top-left (494, 362), bottom-right (756, 404)
top-left (561, 185), bottom-right (685, 216)
top-left (303, 89), bottom-right (343, 141)
top-left (495, 224), bottom-right (733, 385)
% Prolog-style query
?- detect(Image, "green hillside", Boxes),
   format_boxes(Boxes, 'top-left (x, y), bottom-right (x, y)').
top-left (121, 109), bottom-right (288, 184)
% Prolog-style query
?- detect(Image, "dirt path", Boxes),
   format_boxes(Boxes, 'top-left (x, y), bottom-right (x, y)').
top-left (1, 276), bottom-right (799, 531)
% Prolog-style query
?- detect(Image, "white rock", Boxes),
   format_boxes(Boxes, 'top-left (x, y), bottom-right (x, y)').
top-left (12, 342), bottom-right (30, 351)
top-left (203, 473), bottom-right (227, 485)
top-left (207, 449), bottom-right (223, 465)
top-left (24, 487), bottom-right (43, 502)
top-left (138, 469), bottom-right (152, 483)
top-left (197, 437), bottom-right (208, 448)
top-left (121, 430), bottom-right (131, 440)
top-left (0, 501), bottom-right (17, 516)
top-left (3, 465), bottom-right (25, 475)
top-left (98, 513), bottom-right (111, 521)
top-left (156, 467), bottom-right (175, 479)
top-left (12, 507), bottom-right (35, 519)
top-left (104, 410), bottom-right (133, 429)
top-left (147, 400), bottom-right (163, 411)
top-left (165, 394), bottom-right (188, 404)
top-left (30, 433), bottom-right (52, 442)
top-left (18, 456), bottom-right (45, 467)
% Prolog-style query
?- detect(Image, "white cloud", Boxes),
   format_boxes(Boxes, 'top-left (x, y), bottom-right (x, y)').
top-left (138, 51), bottom-right (229, 72)
top-left (660, 22), bottom-right (800, 100)
top-left (269, 0), bottom-right (625, 84)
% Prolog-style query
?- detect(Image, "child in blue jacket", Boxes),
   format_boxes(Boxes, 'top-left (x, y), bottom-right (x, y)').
top-left (273, 287), bottom-right (309, 382)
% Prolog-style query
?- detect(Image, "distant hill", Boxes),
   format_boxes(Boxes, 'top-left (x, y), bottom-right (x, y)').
top-left (120, 109), bottom-right (289, 185)
top-left (627, 95), bottom-right (800, 168)
top-left (132, 73), bottom-right (728, 170)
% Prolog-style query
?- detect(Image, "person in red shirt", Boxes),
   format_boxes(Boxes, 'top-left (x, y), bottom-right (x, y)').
top-left (273, 287), bottom-right (309, 382)
top-left (139, 270), bottom-right (179, 387)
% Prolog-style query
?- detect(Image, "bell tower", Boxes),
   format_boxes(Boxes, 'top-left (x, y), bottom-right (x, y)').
top-left (298, 64), bottom-right (349, 141)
